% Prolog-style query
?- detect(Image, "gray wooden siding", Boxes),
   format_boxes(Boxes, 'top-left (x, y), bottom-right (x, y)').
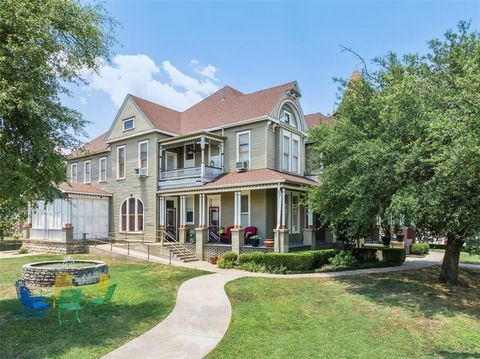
top-left (107, 98), bottom-right (154, 141)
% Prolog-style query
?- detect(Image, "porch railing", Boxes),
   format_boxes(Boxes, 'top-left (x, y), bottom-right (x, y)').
top-left (159, 166), bottom-right (222, 181)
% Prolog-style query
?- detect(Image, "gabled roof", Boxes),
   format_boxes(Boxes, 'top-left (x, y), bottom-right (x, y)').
top-left (179, 82), bottom-right (297, 133)
top-left (72, 81), bottom-right (299, 158)
top-left (70, 132), bottom-right (109, 159)
top-left (58, 182), bottom-right (112, 196)
top-left (130, 95), bottom-right (182, 134)
top-left (305, 112), bottom-right (333, 128)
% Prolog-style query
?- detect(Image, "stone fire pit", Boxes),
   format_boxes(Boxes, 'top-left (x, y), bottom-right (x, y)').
top-left (22, 260), bottom-right (108, 287)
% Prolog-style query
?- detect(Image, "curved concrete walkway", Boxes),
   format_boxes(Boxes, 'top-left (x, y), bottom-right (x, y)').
top-left (101, 251), bottom-right (454, 359)
top-left (102, 273), bottom-right (245, 359)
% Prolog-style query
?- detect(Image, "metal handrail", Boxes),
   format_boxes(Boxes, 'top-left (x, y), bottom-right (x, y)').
top-left (158, 229), bottom-right (197, 258)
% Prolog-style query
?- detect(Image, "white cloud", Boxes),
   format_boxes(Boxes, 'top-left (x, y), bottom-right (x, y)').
top-left (82, 54), bottom-right (220, 111)
top-left (79, 97), bottom-right (87, 105)
top-left (189, 59), bottom-right (219, 81)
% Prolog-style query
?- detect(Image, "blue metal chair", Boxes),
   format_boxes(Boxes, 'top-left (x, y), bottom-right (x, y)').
top-left (15, 280), bottom-right (50, 319)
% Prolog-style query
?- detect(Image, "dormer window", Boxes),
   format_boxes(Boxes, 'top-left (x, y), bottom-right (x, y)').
top-left (123, 117), bottom-right (135, 131)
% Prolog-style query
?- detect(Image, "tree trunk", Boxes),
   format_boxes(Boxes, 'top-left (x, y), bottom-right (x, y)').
top-left (439, 237), bottom-right (463, 285)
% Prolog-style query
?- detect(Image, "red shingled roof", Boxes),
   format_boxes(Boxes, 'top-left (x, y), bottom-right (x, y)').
top-left (70, 132), bottom-right (109, 159)
top-left (58, 182), bottom-right (112, 196)
top-left (305, 112), bottom-right (332, 128)
top-left (203, 168), bottom-right (318, 188)
top-left (130, 95), bottom-right (182, 134)
top-left (73, 82), bottom-right (298, 158)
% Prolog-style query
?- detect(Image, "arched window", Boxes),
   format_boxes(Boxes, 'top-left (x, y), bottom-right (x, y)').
top-left (120, 198), bottom-right (144, 232)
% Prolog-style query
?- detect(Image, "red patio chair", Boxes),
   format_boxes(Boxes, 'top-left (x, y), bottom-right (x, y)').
top-left (244, 226), bottom-right (257, 244)
top-left (220, 226), bottom-right (234, 244)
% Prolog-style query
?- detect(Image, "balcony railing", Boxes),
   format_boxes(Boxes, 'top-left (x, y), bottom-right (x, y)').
top-left (159, 166), bottom-right (222, 181)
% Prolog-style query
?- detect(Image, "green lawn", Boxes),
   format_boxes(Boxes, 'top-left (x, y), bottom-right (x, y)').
top-left (0, 254), bottom-right (206, 359)
top-left (432, 249), bottom-right (480, 265)
top-left (208, 267), bottom-right (480, 359)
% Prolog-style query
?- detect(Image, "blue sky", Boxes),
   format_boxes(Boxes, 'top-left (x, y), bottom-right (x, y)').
top-left (66, 0), bottom-right (479, 141)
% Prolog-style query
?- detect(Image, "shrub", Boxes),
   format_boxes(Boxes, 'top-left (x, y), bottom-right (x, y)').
top-left (410, 243), bottom-right (430, 255)
top-left (263, 252), bottom-right (316, 272)
top-left (238, 252), bottom-right (265, 265)
top-left (352, 248), bottom-right (378, 263)
top-left (19, 247), bottom-right (28, 254)
top-left (382, 248), bottom-right (406, 265)
top-left (223, 251), bottom-right (238, 263)
top-left (267, 265), bottom-right (288, 274)
top-left (217, 257), bottom-right (235, 269)
top-left (310, 249), bottom-right (337, 268)
top-left (329, 251), bottom-right (358, 267)
top-left (240, 261), bottom-right (266, 273)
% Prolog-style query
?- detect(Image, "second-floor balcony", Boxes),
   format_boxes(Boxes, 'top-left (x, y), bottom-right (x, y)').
top-left (158, 132), bottom-right (225, 190)
top-left (159, 166), bottom-right (223, 182)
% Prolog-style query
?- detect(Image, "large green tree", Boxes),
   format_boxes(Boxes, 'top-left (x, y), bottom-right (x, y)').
top-left (306, 22), bottom-right (480, 285)
top-left (0, 0), bottom-right (114, 223)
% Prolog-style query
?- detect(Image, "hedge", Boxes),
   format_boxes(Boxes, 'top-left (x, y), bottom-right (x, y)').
top-left (382, 248), bottom-right (406, 265)
top-left (238, 249), bottom-right (338, 271)
top-left (223, 251), bottom-right (238, 263)
top-left (311, 249), bottom-right (337, 267)
top-left (351, 248), bottom-right (378, 263)
top-left (410, 243), bottom-right (430, 255)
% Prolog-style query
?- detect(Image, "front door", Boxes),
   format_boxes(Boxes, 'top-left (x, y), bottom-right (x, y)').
top-left (166, 200), bottom-right (176, 240)
top-left (209, 206), bottom-right (220, 242)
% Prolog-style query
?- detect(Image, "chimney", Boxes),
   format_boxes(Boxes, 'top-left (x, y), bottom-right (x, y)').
top-left (351, 70), bottom-right (361, 81)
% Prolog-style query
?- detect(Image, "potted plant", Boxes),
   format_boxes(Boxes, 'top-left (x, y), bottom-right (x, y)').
top-left (209, 255), bottom-right (219, 265)
top-left (187, 229), bottom-right (196, 243)
top-left (381, 217), bottom-right (391, 246)
top-left (250, 235), bottom-right (261, 247)
top-left (263, 238), bottom-right (274, 248)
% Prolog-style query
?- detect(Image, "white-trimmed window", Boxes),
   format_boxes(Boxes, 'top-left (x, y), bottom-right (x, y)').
top-left (83, 160), bottom-right (91, 183)
top-left (186, 196), bottom-right (194, 224)
top-left (99, 157), bottom-right (107, 182)
top-left (240, 193), bottom-right (250, 228)
top-left (284, 110), bottom-right (292, 125)
top-left (123, 117), bottom-right (135, 131)
top-left (184, 144), bottom-right (195, 168)
top-left (120, 197), bottom-right (144, 232)
top-left (283, 134), bottom-right (290, 171)
top-left (138, 140), bottom-right (148, 173)
top-left (117, 145), bottom-right (126, 179)
top-left (70, 163), bottom-right (78, 183)
top-left (292, 138), bottom-right (299, 173)
top-left (237, 131), bottom-right (250, 167)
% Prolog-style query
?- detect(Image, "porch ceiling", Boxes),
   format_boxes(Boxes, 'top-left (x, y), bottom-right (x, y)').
top-left (158, 131), bottom-right (225, 149)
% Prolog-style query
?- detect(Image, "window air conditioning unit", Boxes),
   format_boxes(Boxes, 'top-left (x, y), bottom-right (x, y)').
top-left (134, 168), bottom-right (147, 177)
top-left (236, 161), bottom-right (249, 172)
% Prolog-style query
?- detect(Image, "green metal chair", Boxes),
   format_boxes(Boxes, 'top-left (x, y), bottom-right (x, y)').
top-left (57, 288), bottom-right (82, 325)
top-left (86, 283), bottom-right (117, 313)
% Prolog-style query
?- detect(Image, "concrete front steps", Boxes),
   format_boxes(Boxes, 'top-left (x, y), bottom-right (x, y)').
top-left (162, 242), bottom-right (198, 262)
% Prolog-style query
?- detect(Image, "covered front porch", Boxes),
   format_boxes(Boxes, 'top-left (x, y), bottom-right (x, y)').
top-left (157, 170), bottom-right (318, 259)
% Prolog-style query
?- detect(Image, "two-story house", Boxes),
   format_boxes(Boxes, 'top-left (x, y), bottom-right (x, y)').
top-left (24, 82), bottom-right (325, 259)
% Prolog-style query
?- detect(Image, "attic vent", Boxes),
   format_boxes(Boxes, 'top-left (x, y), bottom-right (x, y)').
top-left (221, 88), bottom-right (225, 101)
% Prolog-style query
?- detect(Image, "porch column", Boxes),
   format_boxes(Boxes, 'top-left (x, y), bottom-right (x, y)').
top-left (304, 207), bottom-right (316, 249)
top-left (274, 185), bottom-right (289, 253)
top-left (232, 190), bottom-right (244, 255)
top-left (159, 196), bottom-right (166, 244)
top-left (200, 136), bottom-right (206, 178)
top-left (196, 193), bottom-right (207, 260)
top-left (159, 145), bottom-right (164, 174)
top-left (220, 141), bottom-right (224, 172)
top-left (179, 195), bottom-right (186, 244)
top-left (199, 193), bottom-right (206, 228)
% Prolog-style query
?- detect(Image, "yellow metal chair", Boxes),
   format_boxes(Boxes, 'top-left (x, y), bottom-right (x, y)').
top-left (96, 274), bottom-right (110, 294)
top-left (53, 273), bottom-right (73, 307)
